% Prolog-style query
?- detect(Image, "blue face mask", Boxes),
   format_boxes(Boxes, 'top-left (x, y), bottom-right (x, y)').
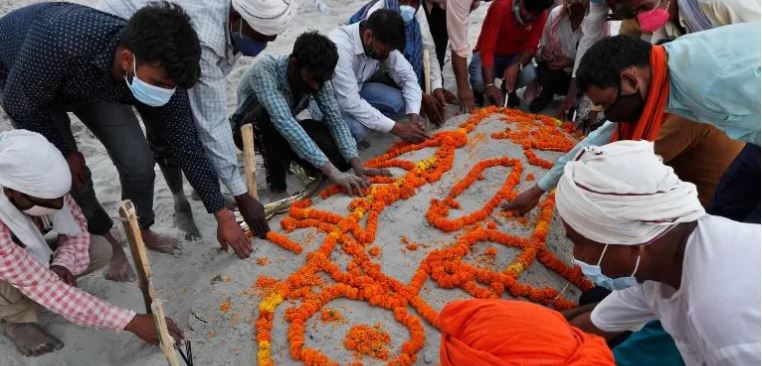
top-left (574, 244), bottom-right (640, 291)
top-left (232, 20), bottom-right (267, 57)
top-left (124, 54), bottom-right (176, 107)
top-left (399, 5), bottom-right (417, 23)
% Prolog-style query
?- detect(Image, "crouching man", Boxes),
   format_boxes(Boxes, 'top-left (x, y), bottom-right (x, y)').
top-left (232, 32), bottom-right (388, 195)
top-left (0, 130), bottom-right (181, 357)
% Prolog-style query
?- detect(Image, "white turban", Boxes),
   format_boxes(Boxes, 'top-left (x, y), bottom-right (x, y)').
top-left (232, 0), bottom-right (298, 36)
top-left (556, 140), bottom-right (706, 245)
top-left (0, 130), bottom-right (79, 266)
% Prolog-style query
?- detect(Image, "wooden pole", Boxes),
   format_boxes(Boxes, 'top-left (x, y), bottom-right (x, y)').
top-left (423, 49), bottom-right (432, 130)
top-left (119, 200), bottom-right (181, 366)
top-left (241, 124), bottom-right (258, 200)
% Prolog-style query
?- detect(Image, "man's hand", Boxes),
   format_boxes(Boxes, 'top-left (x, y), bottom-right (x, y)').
top-left (234, 194), bottom-right (270, 239)
top-left (501, 184), bottom-right (545, 215)
top-left (350, 158), bottom-right (392, 178)
top-left (322, 162), bottom-right (369, 196)
top-left (502, 63), bottom-right (521, 93)
top-left (124, 314), bottom-right (184, 346)
top-left (549, 56), bottom-right (573, 71)
top-left (484, 84), bottom-right (504, 107)
top-left (457, 85), bottom-right (475, 114)
top-left (50, 265), bottom-right (76, 287)
top-left (66, 151), bottom-right (87, 192)
top-left (391, 121), bottom-right (431, 143)
top-left (214, 208), bottom-right (253, 259)
top-left (433, 88), bottom-right (447, 107)
top-left (421, 94), bottom-right (445, 126)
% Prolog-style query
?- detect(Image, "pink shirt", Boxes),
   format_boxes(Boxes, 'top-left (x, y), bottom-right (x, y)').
top-left (446, 0), bottom-right (477, 58)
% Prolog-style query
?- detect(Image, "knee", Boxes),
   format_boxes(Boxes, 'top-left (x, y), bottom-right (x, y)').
top-left (85, 235), bottom-right (113, 273)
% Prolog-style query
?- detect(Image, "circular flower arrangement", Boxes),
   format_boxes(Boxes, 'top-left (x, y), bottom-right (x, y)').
top-left (253, 107), bottom-right (592, 365)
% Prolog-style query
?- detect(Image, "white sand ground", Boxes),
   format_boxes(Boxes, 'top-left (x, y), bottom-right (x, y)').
top-left (0, 1), bottom-right (582, 365)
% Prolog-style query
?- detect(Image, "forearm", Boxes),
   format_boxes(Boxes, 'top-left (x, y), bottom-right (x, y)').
top-left (516, 50), bottom-right (534, 67)
top-left (452, 54), bottom-right (470, 91)
top-left (50, 196), bottom-right (91, 275)
top-left (482, 65), bottom-right (496, 88)
top-left (569, 312), bottom-right (621, 341)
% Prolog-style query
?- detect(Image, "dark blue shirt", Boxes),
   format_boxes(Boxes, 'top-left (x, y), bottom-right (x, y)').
top-left (0, 2), bottom-right (224, 213)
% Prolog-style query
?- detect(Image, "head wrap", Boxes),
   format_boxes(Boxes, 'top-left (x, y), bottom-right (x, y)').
top-left (440, 299), bottom-right (615, 366)
top-left (556, 140), bottom-right (705, 245)
top-left (232, 0), bottom-right (298, 36)
top-left (0, 130), bottom-right (79, 266)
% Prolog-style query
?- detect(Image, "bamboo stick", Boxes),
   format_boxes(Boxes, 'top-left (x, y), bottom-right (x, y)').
top-left (241, 124), bottom-right (258, 200)
top-left (423, 49), bottom-right (432, 130)
top-left (118, 200), bottom-right (180, 366)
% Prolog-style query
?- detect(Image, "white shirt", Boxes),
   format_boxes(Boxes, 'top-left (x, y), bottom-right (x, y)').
top-left (329, 23), bottom-right (422, 133)
top-left (592, 215), bottom-right (761, 366)
top-left (95, 0), bottom-right (247, 196)
top-left (366, 2), bottom-right (443, 90)
top-left (536, 6), bottom-right (583, 66)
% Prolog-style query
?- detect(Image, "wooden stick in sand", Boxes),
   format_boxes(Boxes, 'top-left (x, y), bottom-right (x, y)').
top-left (241, 124), bottom-right (259, 200)
top-left (423, 49), bottom-right (432, 130)
top-left (118, 200), bottom-right (180, 366)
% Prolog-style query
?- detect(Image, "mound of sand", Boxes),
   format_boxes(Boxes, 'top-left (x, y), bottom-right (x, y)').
top-left (182, 108), bottom-right (588, 365)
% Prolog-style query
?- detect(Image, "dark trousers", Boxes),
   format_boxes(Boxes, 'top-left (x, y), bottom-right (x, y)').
top-left (536, 62), bottom-right (571, 97)
top-left (50, 103), bottom-right (165, 234)
top-left (423, 3), bottom-right (448, 69)
top-left (707, 143), bottom-right (761, 223)
top-left (233, 107), bottom-right (350, 191)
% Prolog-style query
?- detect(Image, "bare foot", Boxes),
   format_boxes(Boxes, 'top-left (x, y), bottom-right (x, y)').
top-left (174, 199), bottom-right (201, 241)
top-left (5, 323), bottom-right (63, 357)
top-left (141, 229), bottom-right (180, 254)
top-left (102, 234), bottom-right (136, 282)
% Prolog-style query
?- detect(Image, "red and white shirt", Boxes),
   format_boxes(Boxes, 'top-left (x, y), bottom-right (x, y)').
top-left (0, 195), bottom-right (134, 330)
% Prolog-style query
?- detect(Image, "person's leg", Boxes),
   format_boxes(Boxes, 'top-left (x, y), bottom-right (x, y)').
top-left (294, 119), bottom-right (352, 174)
top-left (135, 106), bottom-right (202, 240)
top-left (247, 108), bottom-right (293, 193)
top-left (708, 143), bottom-right (761, 224)
top-left (468, 52), bottom-right (485, 105)
top-left (358, 82), bottom-right (407, 118)
top-left (529, 62), bottom-right (553, 112)
top-left (0, 281), bottom-right (63, 357)
top-left (340, 110), bottom-right (373, 145)
top-left (72, 103), bottom-right (179, 257)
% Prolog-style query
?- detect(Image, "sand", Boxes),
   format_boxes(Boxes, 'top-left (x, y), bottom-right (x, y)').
top-left (0, 1), bottom-right (586, 365)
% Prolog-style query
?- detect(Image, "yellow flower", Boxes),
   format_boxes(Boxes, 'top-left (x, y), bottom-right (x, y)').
top-left (259, 293), bottom-right (283, 313)
top-left (257, 340), bottom-right (271, 364)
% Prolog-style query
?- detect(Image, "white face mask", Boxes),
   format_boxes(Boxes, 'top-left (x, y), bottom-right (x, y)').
top-left (23, 205), bottom-right (60, 217)
top-left (574, 244), bottom-right (641, 291)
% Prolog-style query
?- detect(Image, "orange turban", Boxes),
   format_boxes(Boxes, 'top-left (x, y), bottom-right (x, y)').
top-left (439, 299), bottom-right (615, 366)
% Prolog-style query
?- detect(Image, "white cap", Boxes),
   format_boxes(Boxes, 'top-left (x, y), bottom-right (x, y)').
top-left (232, 0), bottom-right (298, 36)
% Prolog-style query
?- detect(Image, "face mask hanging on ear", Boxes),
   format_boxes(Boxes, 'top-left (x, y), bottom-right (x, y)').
top-left (124, 54), bottom-right (176, 107)
top-left (399, 5), bottom-right (417, 23)
top-left (573, 244), bottom-right (640, 291)
top-left (637, 0), bottom-right (671, 32)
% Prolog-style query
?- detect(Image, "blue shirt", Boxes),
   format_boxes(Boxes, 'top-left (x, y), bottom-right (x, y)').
top-left (539, 22), bottom-right (761, 190)
top-left (0, 3), bottom-right (225, 213)
top-left (232, 55), bottom-right (358, 168)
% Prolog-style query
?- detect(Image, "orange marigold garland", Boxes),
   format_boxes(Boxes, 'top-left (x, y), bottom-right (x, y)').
top-left (344, 323), bottom-right (392, 360)
top-left (254, 107), bottom-right (589, 365)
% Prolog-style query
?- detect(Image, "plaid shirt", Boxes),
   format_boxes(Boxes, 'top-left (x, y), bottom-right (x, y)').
top-left (232, 55), bottom-right (358, 168)
top-left (1, 195), bottom-right (135, 330)
top-left (96, 0), bottom-right (248, 196)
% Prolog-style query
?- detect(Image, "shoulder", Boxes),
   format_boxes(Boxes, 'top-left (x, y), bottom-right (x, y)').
top-left (41, 4), bottom-right (125, 57)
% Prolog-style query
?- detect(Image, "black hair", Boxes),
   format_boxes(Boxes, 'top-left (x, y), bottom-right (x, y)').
top-left (576, 35), bottom-right (652, 92)
top-left (364, 9), bottom-right (405, 51)
top-left (120, 1), bottom-right (201, 88)
top-left (524, 0), bottom-right (554, 14)
top-left (291, 31), bottom-right (339, 82)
